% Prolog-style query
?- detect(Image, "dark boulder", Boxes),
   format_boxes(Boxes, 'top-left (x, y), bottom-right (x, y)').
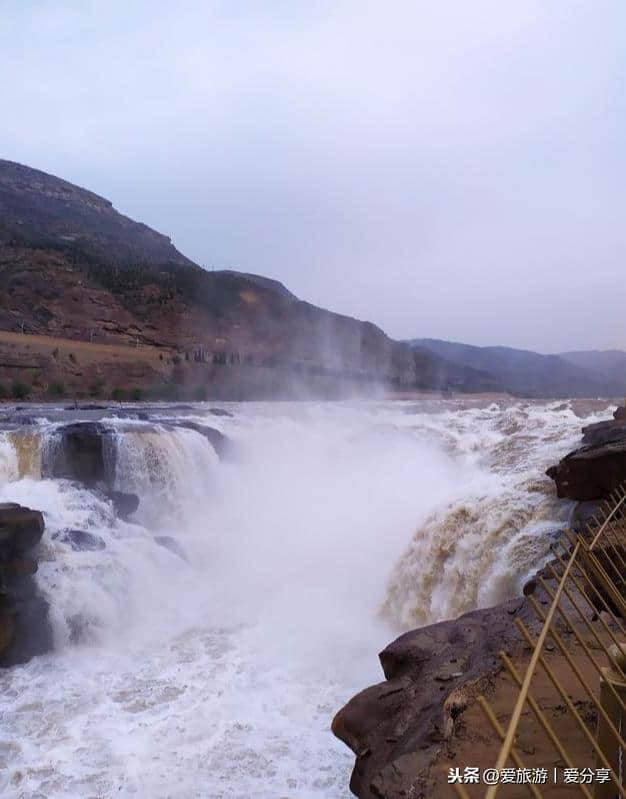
top-left (154, 536), bottom-right (188, 562)
top-left (547, 441), bottom-right (626, 500)
top-left (0, 594), bottom-right (51, 666)
top-left (4, 558), bottom-right (38, 577)
top-left (581, 420), bottom-right (626, 447)
top-left (58, 529), bottom-right (106, 552)
top-left (43, 422), bottom-right (114, 487)
top-left (0, 504), bottom-right (51, 666)
top-left (332, 598), bottom-right (536, 798)
top-left (209, 408), bottom-right (233, 417)
top-left (107, 491), bottom-right (139, 519)
top-left (546, 412), bottom-right (626, 501)
top-left (0, 505), bottom-right (45, 558)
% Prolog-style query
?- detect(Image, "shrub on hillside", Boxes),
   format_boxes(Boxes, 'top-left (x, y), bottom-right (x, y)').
top-left (47, 382), bottom-right (66, 397)
top-left (130, 387), bottom-right (143, 401)
top-left (11, 381), bottom-right (31, 400)
top-left (111, 387), bottom-right (127, 401)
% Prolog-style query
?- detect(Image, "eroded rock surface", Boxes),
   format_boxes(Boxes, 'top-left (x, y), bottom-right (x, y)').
top-left (332, 598), bottom-right (534, 798)
top-left (547, 405), bottom-right (626, 500)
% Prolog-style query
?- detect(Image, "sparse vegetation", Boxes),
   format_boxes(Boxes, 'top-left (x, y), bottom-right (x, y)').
top-left (130, 387), bottom-right (142, 401)
top-left (11, 380), bottom-right (31, 400)
top-left (47, 381), bottom-right (66, 397)
top-left (0, 384), bottom-right (7, 400)
top-left (111, 387), bottom-right (127, 401)
top-left (193, 384), bottom-right (208, 401)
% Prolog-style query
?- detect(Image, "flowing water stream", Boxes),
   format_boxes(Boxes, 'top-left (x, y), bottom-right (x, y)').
top-left (0, 397), bottom-right (614, 798)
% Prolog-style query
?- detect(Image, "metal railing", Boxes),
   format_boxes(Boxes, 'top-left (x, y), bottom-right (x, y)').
top-left (454, 485), bottom-right (626, 798)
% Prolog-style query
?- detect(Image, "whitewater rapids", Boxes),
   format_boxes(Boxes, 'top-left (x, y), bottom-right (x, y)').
top-left (0, 397), bottom-right (614, 797)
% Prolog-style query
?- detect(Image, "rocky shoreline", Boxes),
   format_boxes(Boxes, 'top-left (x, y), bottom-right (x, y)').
top-left (332, 403), bottom-right (626, 798)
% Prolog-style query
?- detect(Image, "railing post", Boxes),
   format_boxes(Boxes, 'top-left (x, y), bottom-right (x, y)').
top-left (596, 644), bottom-right (626, 799)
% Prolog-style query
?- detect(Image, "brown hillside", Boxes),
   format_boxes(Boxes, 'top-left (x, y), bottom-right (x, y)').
top-left (0, 159), bottom-right (483, 399)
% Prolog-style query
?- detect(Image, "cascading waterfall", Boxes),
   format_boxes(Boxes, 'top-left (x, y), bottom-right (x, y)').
top-left (111, 425), bottom-right (221, 530)
top-left (0, 398), bottom-right (616, 798)
top-left (382, 484), bottom-right (571, 627)
top-left (0, 432), bottom-right (19, 482)
top-left (7, 430), bottom-right (43, 479)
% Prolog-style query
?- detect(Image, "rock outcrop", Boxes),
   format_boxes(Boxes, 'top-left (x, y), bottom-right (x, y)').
top-left (43, 422), bottom-right (114, 486)
top-left (546, 405), bottom-right (626, 500)
top-left (0, 503), bottom-right (51, 665)
top-left (57, 528), bottom-right (106, 552)
top-left (332, 598), bottom-right (536, 798)
top-left (106, 490), bottom-right (139, 520)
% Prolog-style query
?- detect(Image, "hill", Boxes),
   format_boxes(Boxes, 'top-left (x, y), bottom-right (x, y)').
top-left (409, 338), bottom-right (625, 398)
top-left (0, 159), bottom-right (442, 400)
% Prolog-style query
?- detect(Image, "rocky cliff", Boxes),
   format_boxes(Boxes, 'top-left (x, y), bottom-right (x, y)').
top-left (0, 159), bottom-right (445, 399)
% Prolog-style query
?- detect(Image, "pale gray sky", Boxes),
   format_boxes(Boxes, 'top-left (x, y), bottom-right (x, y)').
top-left (2, 1), bottom-right (625, 352)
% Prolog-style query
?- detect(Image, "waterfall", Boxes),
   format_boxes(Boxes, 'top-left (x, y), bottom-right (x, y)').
top-left (0, 399), bottom-right (616, 798)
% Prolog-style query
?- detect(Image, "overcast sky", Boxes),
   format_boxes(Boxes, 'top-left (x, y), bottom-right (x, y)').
top-left (2, 1), bottom-right (625, 352)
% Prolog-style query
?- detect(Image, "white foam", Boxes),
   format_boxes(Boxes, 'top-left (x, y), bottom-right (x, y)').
top-left (0, 399), bottom-right (614, 797)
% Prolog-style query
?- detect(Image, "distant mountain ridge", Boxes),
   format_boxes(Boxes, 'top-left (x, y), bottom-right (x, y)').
top-left (409, 338), bottom-right (626, 398)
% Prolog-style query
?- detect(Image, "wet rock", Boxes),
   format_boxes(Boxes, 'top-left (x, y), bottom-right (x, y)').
top-left (0, 506), bottom-right (45, 558)
top-left (154, 536), bottom-right (188, 562)
top-left (43, 422), bottom-right (114, 487)
top-left (209, 408), bottom-right (233, 417)
top-left (59, 529), bottom-right (106, 552)
top-left (4, 558), bottom-right (38, 577)
top-left (571, 500), bottom-right (605, 531)
top-left (64, 404), bottom-right (110, 411)
top-left (0, 504), bottom-right (51, 666)
top-left (107, 491), bottom-right (139, 519)
top-left (581, 420), bottom-right (626, 447)
top-left (546, 441), bottom-right (626, 500)
top-left (547, 413), bottom-right (626, 500)
top-left (332, 598), bottom-right (536, 799)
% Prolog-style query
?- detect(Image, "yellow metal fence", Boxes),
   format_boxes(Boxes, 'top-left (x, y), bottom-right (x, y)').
top-left (454, 485), bottom-right (626, 798)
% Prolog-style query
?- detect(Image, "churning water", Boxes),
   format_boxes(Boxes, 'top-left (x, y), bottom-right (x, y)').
top-left (0, 398), bottom-right (614, 797)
